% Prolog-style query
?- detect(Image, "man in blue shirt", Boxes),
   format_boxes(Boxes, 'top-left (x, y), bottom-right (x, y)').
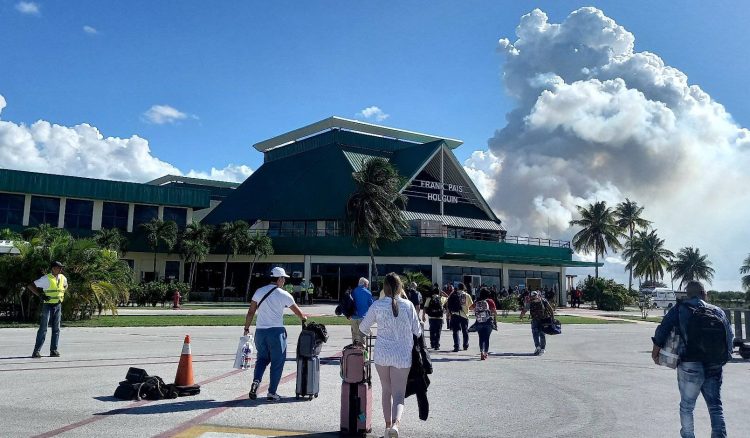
top-left (652, 281), bottom-right (734, 438)
top-left (351, 277), bottom-right (374, 344)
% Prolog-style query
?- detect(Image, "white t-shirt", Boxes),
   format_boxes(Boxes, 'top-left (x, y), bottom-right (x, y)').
top-left (252, 284), bottom-right (295, 329)
top-left (34, 274), bottom-right (68, 290)
top-left (359, 297), bottom-right (422, 369)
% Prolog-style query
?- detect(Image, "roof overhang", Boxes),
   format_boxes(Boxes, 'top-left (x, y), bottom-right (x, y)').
top-left (253, 116), bottom-right (463, 152)
top-left (441, 252), bottom-right (603, 268)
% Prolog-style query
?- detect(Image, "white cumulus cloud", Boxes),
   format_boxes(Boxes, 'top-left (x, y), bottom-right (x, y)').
top-left (0, 94), bottom-right (251, 183)
top-left (142, 105), bottom-right (194, 125)
top-left (463, 150), bottom-right (501, 200)
top-left (83, 26), bottom-right (99, 35)
top-left (477, 7), bottom-right (750, 290)
top-left (15, 1), bottom-right (39, 15)
top-left (356, 106), bottom-right (390, 122)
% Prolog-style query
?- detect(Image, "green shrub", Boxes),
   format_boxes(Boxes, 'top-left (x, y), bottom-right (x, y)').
top-left (582, 276), bottom-right (632, 311)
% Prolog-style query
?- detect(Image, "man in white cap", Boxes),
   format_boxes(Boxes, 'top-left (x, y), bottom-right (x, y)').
top-left (243, 266), bottom-right (307, 401)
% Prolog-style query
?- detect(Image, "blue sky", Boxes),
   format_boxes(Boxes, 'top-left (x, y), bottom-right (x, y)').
top-left (2, 0), bottom-right (749, 172)
top-left (2, 1), bottom-right (750, 289)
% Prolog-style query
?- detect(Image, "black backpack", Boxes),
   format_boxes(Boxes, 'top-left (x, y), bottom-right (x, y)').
top-left (447, 292), bottom-right (462, 313)
top-left (685, 305), bottom-right (728, 364)
top-left (340, 292), bottom-right (355, 318)
top-left (426, 294), bottom-right (444, 318)
top-left (408, 289), bottom-right (422, 309)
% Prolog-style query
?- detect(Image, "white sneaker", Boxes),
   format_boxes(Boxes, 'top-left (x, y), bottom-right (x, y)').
top-left (389, 425), bottom-right (400, 437)
top-left (539, 349), bottom-right (545, 356)
top-left (266, 392), bottom-right (281, 401)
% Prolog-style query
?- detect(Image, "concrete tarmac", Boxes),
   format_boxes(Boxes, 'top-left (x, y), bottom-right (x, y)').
top-left (1, 321), bottom-right (748, 437)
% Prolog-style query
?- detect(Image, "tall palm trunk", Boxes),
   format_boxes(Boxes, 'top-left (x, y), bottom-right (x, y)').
top-left (221, 254), bottom-right (230, 301)
top-left (628, 225), bottom-right (634, 292)
top-left (595, 241), bottom-right (599, 279)
top-left (245, 256), bottom-right (258, 301)
top-left (369, 246), bottom-right (378, 290)
top-left (153, 250), bottom-right (158, 278)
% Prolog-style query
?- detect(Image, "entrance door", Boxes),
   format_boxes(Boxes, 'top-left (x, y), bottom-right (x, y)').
top-left (463, 275), bottom-right (481, 295)
top-left (526, 278), bottom-right (542, 291)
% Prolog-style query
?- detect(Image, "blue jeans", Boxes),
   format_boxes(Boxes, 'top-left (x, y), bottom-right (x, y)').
top-left (531, 319), bottom-right (546, 349)
top-left (34, 303), bottom-right (62, 353)
top-left (253, 327), bottom-right (288, 394)
top-left (476, 322), bottom-right (493, 353)
top-left (677, 362), bottom-right (726, 438)
top-left (451, 315), bottom-right (469, 350)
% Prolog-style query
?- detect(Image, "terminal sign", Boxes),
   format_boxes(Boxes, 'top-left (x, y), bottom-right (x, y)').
top-left (415, 180), bottom-right (464, 204)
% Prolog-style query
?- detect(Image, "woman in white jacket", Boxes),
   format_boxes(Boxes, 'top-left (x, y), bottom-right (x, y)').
top-left (360, 273), bottom-right (422, 438)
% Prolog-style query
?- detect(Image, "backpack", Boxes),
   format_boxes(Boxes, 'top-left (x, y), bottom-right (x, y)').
top-left (340, 291), bottom-right (355, 318)
top-left (447, 292), bottom-right (462, 313)
top-left (426, 294), bottom-right (444, 318)
top-left (684, 305), bottom-right (728, 364)
top-left (474, 300), bottom-right (490, 323)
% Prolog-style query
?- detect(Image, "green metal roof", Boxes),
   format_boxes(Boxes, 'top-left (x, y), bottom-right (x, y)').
top-left (0, 168), bottom-right (210, 208)
top-left (401, 211), bottom-right (505, 231)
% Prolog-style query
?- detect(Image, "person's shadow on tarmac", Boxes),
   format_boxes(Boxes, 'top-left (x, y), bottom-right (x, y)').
top-left (92, 395), bottom-right (314, 415)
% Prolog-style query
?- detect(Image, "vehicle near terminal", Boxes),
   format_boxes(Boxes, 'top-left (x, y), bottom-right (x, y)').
top-left (640, 287), bottom-right (683, 309)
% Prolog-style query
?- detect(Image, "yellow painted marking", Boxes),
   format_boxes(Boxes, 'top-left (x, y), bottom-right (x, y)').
top-left (174, 424), bottom-right (308, 438)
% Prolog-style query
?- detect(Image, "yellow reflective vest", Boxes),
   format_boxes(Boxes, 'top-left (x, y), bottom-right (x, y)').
top-left (43, 274), bottom-right (67, 304)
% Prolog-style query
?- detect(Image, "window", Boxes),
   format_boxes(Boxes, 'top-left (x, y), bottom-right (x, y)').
top-left (165, 261), bottom-right (180, 281)
top-left (133, 204), bottom-right (158, 228)
top-left (29, 196), bottom-right (60, 226)
top-left (267, 221), bottom-right (281, 237)
top-left (63, 199), bottom-right (93, 230)
top-left (0, 193), bottom-right (25, 225)
top-left (102, 202), bottom-right (129, 231)
top-left (305, 221), bottom-right (318, 237)
top-left (163, 207), bottom-right (187, 229)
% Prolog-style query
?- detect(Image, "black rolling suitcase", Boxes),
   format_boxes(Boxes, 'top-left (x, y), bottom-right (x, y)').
top-left (295, 321), bottom-right (326, 400)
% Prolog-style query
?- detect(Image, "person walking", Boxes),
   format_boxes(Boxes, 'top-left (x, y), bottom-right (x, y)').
top-left (406, 282), bottom-right (422, 314)
top-left (359, 273), bottom-right (421, 438)
top-left (421, 286), bottom-right (446, 350)
top-left (447, 283), bottom-right (473, 352)
top-left (243, 267), bottom-right (308, 401)
top-left (519, 289), bottom-right (531, 319)
top-left (529, 291), bottom-right (554, 355)
top-left (469, 288), bottom-right (497, 360)
top-left (651, 281), bottom-right (733, 438)
top-left (351, 277), bottom-right (374, 345)
top-left (29, 261), bottom-right (68, 358)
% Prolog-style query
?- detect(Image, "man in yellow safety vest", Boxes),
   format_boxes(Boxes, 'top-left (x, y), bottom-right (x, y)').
top-left (28, 261), bottom-right (68, 358)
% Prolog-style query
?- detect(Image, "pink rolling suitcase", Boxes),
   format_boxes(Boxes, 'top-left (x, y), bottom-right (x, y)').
top-left (340, 335), bottom-right (373, 436)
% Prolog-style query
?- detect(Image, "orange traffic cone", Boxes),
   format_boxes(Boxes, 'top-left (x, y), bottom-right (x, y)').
top-left (174, 334), bottom-right (195, 387)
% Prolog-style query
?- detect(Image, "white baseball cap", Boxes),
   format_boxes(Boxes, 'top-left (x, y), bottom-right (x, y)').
top-left (270, 267), bottom-right (290, 278)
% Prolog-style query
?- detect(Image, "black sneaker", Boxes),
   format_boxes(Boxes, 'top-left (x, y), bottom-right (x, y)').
top-left (50, 351), bottom-right (60, 357)
top-left (249, 380), bottom-right (260, 400)
top-left (32, 351), bottom-right (41, 358)
top-left (452, 347), bottom-right (459, 352)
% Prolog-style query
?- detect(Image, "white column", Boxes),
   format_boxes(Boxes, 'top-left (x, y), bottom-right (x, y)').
top-left (431, 257), bottom-right (443, 285)
top-left (304, 255), bottom-right (311, 283)
top-left (317, 220), bottom-right (325, 236)
top-left (92, 200), bottom-right (103, 231)
top-left (57, 197), bottom-right (66, 228)
top-left (127, 204), bottom-right (135, 232)
top-left (186, 208), bottom-right (194, 225)
top-left (560, 266), bottom-right (567, 306)
top-left (157, 205), bottom-right (164, 220)
top-left (502, 266), bottom-right (510, 289)
top-left (22, 194), bottom-right (31, 226)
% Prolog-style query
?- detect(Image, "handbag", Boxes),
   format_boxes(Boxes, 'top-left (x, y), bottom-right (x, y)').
top-left (468, 321), bottom-right (478, 332)
top-left (657, 328), bottom-right (682, 369)
top-left (541, 317), bottom-right (562, 335)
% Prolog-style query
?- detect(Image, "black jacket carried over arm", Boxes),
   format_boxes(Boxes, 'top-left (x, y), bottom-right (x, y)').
top-left (406, 334), bottom-right (432, 420)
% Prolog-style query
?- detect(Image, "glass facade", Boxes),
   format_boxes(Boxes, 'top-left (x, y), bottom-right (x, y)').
top-left (101, 202), bottom-right (129, 231)
top-left (163, 207), bottom-right (187, 229)
top-left (442, 266), bottom-right (501, 291)
top-left (508, 269), bottom-right (560, 292)
top-left (0, 193), bottom-right (25, 226)
top-left (375, 264), bottom-right (432, 281)
top-left (165, 260), bottom-right (181, 281)
top-left (267, 220), bottom-right (318, 237)
top-left (63, 199), bottom-right (94, 230)
top-left (133, 204), bottom-right (158, 228)
top-left (29, 196), bottom-right (60, 226)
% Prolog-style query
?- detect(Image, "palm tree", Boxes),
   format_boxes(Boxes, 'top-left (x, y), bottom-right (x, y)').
top-left (741, 254), bottom-right (750, 291)
top-left (94, 227), bottom-right (128, 256)
top-left (140, 219), bottom-right (178, 279)
top-left (0, 228), bottom-right (22, 241)
top-left (623, 230), bottom-right (673, 284)
top-left (347, 157), bottom-right (408, 289)
top-left (218, 220), bottom-right (250, 301)
top-left (615, 199), bottom-right (651, 292)
top-left (244, 233), bottom-right (274, 300)
top-left (178, 223), bottom-right (213, 290)
top-left (671, 247), bottom-right (715, 289)
top-left (569, 201), bottom-right (625, 278)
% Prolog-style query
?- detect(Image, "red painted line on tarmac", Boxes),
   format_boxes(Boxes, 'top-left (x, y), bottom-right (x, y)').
top-left (151, 353), bottom-right (343, 438)
top-left (31, 369), bottom-right (245, 438)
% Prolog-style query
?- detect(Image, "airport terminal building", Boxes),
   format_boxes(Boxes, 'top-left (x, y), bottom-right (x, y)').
top-left (0, 117), bottom-right (596, 303)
